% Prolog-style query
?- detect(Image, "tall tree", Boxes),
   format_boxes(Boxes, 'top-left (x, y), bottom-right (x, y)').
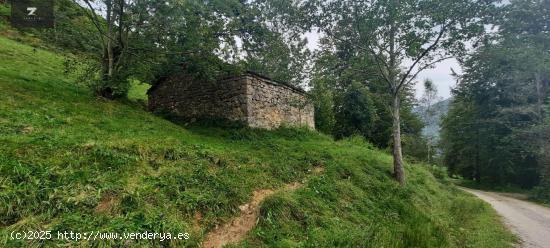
top-left (306, 0), bottom-right (497, 184)
top-left (419, 79), bottom-right (441, 163)
top-left (73, 0), bottom-right (252, 96)
top-left (309, 32), bottom-right (422, 149)
top-left (238, 0), bottom-right (311, 86)
top-left (441, 0), bottom-right (550, 188)
top-left (420, 79), bottom-right (440, 123)
top-left (75, 0), bottom-right (130, 98)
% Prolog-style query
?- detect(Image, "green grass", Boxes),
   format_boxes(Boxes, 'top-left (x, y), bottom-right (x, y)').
top-left (0, 4), bottom-right (9, 21)
top-left (127, 79), bottom-right (151, 103)
top-left (0, 35), bottom-right (516, 247)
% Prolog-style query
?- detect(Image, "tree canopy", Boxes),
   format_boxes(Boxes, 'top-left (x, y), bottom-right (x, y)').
top-left (441, 0), bottom-right (549, 196)
top-left (305, 0), bottom-right (498, 184)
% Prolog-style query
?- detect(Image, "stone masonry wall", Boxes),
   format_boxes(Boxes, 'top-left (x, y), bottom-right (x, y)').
top-left (245, 75), bottom-right (315, 129)
top-left (148, 72), bottom-right (315, 129)
top-left (148, 75), bottom-right (248, 123)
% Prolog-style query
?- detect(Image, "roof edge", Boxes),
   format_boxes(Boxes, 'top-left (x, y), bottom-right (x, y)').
top-left (243, 71), bottom-right (307, 95)
top-left (148, 70), bottom-right (309, 96)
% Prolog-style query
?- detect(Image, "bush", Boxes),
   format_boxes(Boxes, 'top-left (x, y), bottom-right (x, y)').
top-left (430, 165), bottom-right (449, 181)
top-left (531, 185), bottom-right (550, 204)
top-left (64, 56), bottom-right (135, 99)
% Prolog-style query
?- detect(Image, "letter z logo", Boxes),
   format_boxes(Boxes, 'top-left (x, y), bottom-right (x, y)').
top-left (27, 7), bottom-right (37, 16)
top-left (11, 0), bottom-right (54, 28)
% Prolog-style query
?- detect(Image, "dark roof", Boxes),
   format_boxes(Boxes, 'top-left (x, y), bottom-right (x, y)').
top-left (148, 70), bottom-right (308, 95)
top-left (242, 71), bottom-right (307, 94)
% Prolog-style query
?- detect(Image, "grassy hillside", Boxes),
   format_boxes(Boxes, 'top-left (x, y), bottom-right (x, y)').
top-left (0, 36), bottom-right (515, 247)
top-left (0, 0), bottom-right (101, 54)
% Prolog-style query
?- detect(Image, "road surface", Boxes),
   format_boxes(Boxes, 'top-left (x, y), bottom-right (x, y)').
top-left (461, 188), bottom-right (550, 248)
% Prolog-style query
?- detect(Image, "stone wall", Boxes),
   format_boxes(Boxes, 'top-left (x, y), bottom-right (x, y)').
top-left (244, 75), bottom-right (315, 129)
top-left (148, 74), bottom-right (248, 123)
top-left (148, 72), bottom-right (315, 129)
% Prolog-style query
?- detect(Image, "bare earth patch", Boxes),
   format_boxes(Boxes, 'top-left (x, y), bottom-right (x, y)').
top-left (312, 166), bottom-right (325, 175)
top-left (193, 212), bottom-right (203, 232)
top-left (201, 182), bottom-right (302, 248)
top-left (95, 193), bottom-right (118, 214)
top-left (20, 126), bottom-right (34, 134)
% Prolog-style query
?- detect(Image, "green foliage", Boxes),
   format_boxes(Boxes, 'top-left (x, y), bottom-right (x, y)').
top-left (309, 39), bottom-right (423, 150)
top-left (333, 82), bottom-right (377, 139)
top-left (0, 2), bottom-right (10, 31)
top-left (402, 134), bottom-right (431, 163)
top-left (2, 0), bottom-right (310, 98)
top-left (127, 79), bottom-right (150, 103)
top-left (241, 29), bottom-right (310, 87)
top-left (238, 0), bottom-right (311, 86)
top-left (0, 0), bottom-right (100, 54)
top-left (310, 85), bottom-right (336, 135)
top-left (64, 55), bottom-right (131, 99)
top-left (43, 0), bottom-right (102, 54)
top-left (532, 186), bottom-right (550, 204)
top-left (529, 103), bottom-right (550, 203)
top-left (0, 2), bottom-right (9, 19)
top-left (304, 0), bottom-right (496, 167)
top-left (0, 36), bottom-right (515, 247)
top-left (441, 0), bottom-right (550, 188)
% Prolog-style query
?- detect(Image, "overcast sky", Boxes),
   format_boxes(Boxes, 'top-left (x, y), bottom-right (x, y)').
top-left (415, 58), bottom-right (460, 99)
top-left (305, 32), bottom-right (458, 100)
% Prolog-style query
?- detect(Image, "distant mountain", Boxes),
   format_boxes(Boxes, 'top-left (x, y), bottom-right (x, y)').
top-left (414, 98), bottom-right (451, 141)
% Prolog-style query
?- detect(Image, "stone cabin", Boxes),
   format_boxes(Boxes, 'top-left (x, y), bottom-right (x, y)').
top-left (147, 71), bottom-right (315, 129)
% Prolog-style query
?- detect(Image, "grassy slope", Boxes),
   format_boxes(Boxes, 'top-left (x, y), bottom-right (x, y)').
top-left (0, 36), bottom-right (515, 247)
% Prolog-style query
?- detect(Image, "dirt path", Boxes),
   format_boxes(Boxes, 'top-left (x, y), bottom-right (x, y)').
top-left (200, 182), bottom-right (302, 248)
top-left (201, 166), bottom-right (324, 248)
top-left (461, 188), bottom-right (550, 248)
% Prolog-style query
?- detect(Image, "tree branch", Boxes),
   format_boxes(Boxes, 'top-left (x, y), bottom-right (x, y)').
top-left (325, 32), bottom-right (395, 87)
top-left (76, 0), bottom-right (106, 45)
top-left (396, 22), bottom-right (450, 93)
top-left (366, 46), bottom-right (393, 88)
top-left (403, 56), bottom-right (454, 86)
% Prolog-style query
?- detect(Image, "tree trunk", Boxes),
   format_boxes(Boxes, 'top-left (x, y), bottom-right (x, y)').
top-left (392, 93), bottom-right (405, 185)
top-left (106, 0), bottom-right (114, 78)
top-left (387, 1), bottom-right (404, 185)
top-left (535, 73), bottom-right (544, 118)
top-left (474, 127), bottom-right (481, 182)
top-left (427, 140), bottom-right (431, 164)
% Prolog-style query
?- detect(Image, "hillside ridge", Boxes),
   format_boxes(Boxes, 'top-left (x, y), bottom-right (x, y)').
top-left (0, 36), bottom-right (515, 247)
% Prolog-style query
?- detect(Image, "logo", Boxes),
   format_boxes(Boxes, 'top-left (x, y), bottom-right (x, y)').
top-left (11, 0), bottom-right (54, 28)
top-left (27, 7), bottom-right (38, 16)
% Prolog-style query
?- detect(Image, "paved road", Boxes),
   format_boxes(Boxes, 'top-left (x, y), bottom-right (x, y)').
top-left (461, 188), bottom-right (550, 248)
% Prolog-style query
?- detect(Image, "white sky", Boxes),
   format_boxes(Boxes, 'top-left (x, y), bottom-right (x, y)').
top-left (304, 32), bottom-right (458, 99)
top-left (415, 58), bottom-right (459, 99)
